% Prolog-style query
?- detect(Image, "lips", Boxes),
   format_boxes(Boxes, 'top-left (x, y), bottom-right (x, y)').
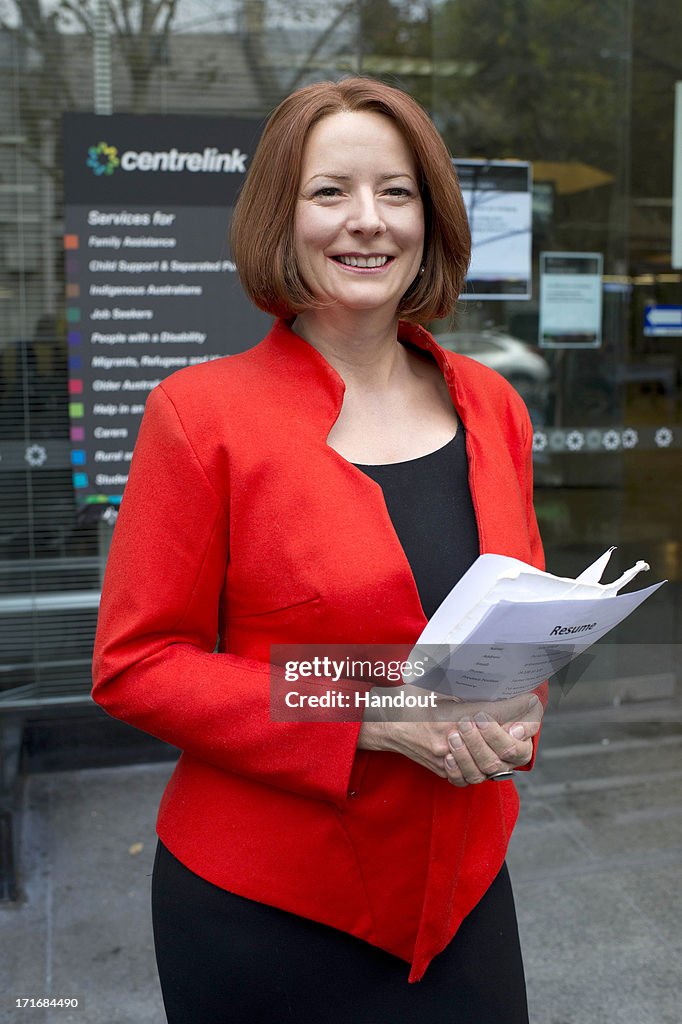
top-left (332, 254), bottom-right (392, 269)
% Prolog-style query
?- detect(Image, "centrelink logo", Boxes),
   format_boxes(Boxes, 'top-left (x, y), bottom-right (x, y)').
top-left (87, 141), bottom-right (120, 176)
top-left (86, 141), bottom-right (247, 176)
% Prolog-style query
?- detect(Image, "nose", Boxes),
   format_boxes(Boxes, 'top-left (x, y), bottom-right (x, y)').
top-left (346, 188), bottom-right (386, 236)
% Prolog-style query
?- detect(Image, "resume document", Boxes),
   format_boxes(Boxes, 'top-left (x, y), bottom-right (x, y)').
top-left (406, 548), bottom-right (665, 700)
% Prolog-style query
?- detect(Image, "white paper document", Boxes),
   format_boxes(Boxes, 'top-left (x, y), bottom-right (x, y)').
top-left (406, 549), bottom-right (665, 700)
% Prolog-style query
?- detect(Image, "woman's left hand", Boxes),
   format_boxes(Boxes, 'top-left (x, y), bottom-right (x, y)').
top-left (443, 697), bottom-right (544, 787)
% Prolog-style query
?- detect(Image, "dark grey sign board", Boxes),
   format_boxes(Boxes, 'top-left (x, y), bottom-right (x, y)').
top-left (63, 113), bottom-right (270, 509)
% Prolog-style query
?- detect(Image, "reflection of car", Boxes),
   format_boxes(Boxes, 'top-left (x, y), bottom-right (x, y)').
top-left (435, 329), bottom-right (550, 388)
top-left (434, 329), bottom-right (551, 422)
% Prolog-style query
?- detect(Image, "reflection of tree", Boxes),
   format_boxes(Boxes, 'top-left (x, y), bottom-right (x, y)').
top-left (62, 0), bottom-right (179, 113)
top-left (280, 0), bottom-right (355, 96)
top-left (631, 3), bottom-right (682, 201)
top-left (244, 0), bottom-right (433, 104)
top-left (0, 0), bottom-right (180, 136)
top-left (429, 0), bottom-right (629, 169)
top-left (0, 0), bottom-right (74, 178)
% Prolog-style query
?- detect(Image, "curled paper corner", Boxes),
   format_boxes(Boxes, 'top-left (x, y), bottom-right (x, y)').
top-left (606, 560), bottom-right (651, 594)
top-left (575, 546), bottom-right (617, 585)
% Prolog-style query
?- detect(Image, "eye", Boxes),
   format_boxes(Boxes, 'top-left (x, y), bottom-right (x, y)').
top-left (312, 186), bottom-right (343, 199)
top-left (383, 186), bottom-right (413, 198)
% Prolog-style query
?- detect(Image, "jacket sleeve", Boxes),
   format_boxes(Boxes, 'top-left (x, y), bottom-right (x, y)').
top-left (92, 383), bottom-right (362, 807)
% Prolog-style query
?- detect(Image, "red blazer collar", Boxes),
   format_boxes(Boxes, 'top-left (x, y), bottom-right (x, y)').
top-left (261, 316), bottom-right (457, 420)
top-left (253, 317), bottom-right (534, 568)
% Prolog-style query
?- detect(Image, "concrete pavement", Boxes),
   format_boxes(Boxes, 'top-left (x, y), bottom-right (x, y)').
top-left (1, 698), bottom-right (681, 1024)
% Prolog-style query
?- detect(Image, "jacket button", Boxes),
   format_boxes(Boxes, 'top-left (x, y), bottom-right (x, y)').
top-left (348, 790), bottom-right (358, 798)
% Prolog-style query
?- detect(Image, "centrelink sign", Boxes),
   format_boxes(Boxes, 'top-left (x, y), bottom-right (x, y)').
top-left (86, 141), bottom-right (248, 176)
top-left (64, 114), bottom-right (260, 205)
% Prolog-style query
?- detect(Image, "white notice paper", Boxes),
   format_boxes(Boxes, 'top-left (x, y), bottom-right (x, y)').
top-left (406, 549), bottom-right (665, 700)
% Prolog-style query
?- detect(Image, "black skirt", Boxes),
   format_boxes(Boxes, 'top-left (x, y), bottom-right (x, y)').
top-left (151, 840), bottom-right (529, 1024)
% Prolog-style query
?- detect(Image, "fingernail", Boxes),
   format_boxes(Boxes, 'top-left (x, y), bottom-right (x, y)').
top-left (449, 732), bottom-right (464, 750)
top-left (510, 724), bottom-right (525, 739)
top-left (527, 696), bottom-right (540, 710)
top-left (445, 755), bottom-right (456, 770)
top-left (459, 719), bottom-right (473, 733)
top-left (474, 712), bottom-right (490, 725)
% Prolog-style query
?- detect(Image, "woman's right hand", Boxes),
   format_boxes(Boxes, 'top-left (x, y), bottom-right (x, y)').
top-left (357, 688), bottom-right (543, 783)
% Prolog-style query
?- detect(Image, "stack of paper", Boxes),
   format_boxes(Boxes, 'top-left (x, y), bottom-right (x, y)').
top-left (406, 548), bottom-right (665, 700)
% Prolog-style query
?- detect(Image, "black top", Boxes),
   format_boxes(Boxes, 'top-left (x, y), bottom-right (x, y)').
top-left (354, 427), bottom-right (480, 619)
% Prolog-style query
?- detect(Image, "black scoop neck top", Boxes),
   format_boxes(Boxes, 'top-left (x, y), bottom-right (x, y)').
top-left (354, 428), bottom-right (480, 619)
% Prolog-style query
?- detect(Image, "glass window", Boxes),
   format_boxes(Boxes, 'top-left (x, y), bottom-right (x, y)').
top-left (0, 1), bottom-right (679, 711)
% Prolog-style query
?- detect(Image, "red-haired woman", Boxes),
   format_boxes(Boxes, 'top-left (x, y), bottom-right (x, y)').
top-left (93, 77), bottom-right (544, 1023)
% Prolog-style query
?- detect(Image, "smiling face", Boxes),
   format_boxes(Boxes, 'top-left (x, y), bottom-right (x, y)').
top-left (293, 110), bottom-right (425, 321)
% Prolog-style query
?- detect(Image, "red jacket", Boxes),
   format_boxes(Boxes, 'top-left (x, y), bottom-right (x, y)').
top-left (92, 318), bottom-right (544, 982)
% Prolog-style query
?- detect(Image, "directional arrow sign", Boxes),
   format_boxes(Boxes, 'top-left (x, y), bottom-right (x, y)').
top-left (644, 305), bottom-right (682, 336)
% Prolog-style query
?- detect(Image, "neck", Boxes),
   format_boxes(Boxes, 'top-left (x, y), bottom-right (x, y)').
top-left (292, 307), bottom-right (406, 388)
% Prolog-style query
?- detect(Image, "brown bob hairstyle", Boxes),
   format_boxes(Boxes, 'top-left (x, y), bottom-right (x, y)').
top-left (230, 77), bottom-right (471, 324)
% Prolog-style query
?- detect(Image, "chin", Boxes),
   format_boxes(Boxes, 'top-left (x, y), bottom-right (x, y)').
top-left (330, 289), bottom-right (404, 312)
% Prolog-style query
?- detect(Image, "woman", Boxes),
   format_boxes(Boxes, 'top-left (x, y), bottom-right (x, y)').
top-left (92, 77), bottom-right (544, 1023)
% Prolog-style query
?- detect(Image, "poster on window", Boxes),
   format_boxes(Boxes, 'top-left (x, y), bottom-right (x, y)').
top-left (538, 252), bottom-right (603, 348)
top-left (454, 160), bottom-right (532, 300)
top-left (63, 113), bottom-right (269, 510)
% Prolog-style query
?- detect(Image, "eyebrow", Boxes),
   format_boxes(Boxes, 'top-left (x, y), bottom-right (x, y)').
top-left (304, 171), bottom-right (416, 186)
